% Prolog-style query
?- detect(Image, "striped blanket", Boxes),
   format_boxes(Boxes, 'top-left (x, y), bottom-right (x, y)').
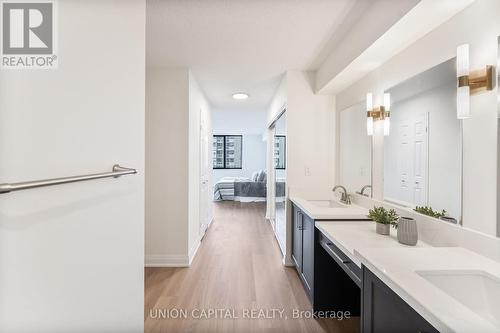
top-left (213, 177), bottom-right (244, 201)
top-left (213, 177), bottom-right (285, 201)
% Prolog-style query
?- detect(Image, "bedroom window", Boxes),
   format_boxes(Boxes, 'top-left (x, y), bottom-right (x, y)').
top-left (213, 135), bottom-right (242, 169)
top-left (274, 135), bottom-right (286, 169)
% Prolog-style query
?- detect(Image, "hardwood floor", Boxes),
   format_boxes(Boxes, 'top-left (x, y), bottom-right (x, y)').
top-left (144, 201), bottom-right (360, 333)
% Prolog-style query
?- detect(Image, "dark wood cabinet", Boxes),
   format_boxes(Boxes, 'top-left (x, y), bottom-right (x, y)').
top-left (292, 204), bottom-right (314, 301)
top-left (292, 201), bottom-right (443, 332)
top-left (301, 212), bottom-right (314, 293)
top-left (292, 203), bottom-right (360, 313)
top-left (292, 206), bottom-right (303, 272)
top-left (314, 229), bottom-right (361, 315)
top-left (362, 267), bottom-right (439, 333)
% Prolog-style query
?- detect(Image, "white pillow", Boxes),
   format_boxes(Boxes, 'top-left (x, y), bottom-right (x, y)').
top-left (251, 171), bottom-right (259, 182)
top-left (258, 170), bottom-right (266, 182)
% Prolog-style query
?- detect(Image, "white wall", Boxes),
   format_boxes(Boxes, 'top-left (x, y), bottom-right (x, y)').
top-left (286, 71), bottom-right (336, 191)
top-left (267, 70), bottom-right (335, 264)
top-left (213, 109), bottom-right (267, 135)
top-left (336, 0), bottom-right (500, 236)
top-left (0, 1), bottom-right (145, 331)
top-left (339, 102), bottom-right (372, 193)
top-left (146, 68), bottom-right (211, 267)
top-left (188, 72), bottom-right (213, 260)
top-left (315, 0), bottom-right (420, 92)
top-left (146, 68), bottom-right (189, 265)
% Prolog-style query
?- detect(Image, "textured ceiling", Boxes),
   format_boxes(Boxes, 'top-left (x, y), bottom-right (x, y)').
top-left (146, 0), bottom-right (360, 113)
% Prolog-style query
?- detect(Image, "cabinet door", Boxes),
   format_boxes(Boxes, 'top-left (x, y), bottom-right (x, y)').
top-left (362, 267), bottom-right (439, 333)
top-left (291, 206), bottom-right (303, 272)
top-left (301, 213), bottom-right (314, 295)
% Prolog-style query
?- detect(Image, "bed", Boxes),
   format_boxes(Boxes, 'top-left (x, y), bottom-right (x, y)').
top-left (213, 177), bottom-right (285, 202)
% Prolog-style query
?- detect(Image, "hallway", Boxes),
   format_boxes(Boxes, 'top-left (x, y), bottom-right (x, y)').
top-left (144, 202), bottom-right (360, 333)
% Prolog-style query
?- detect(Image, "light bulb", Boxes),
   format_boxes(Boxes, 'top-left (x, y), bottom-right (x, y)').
top-left (457, 86), bottom-right (471, 119)
top-left (456, 44), bottom-right (470, 119)
top-left (366, 93), bottom-right (373, 111)
top-left (456, 44), bottom-right (470, 78)
top-left (383, 117), bottom-right (390, 136)
top-left (366, 116), bottom-right (374, 136)
top-left (383, 93), bottom-right (391, 111)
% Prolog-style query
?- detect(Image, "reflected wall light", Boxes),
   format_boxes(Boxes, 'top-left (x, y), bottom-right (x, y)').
top-left (497, 36), bottom-right (500, 118)
top-left (456, 43), bottom-right (493, 119)
top-left (366, 92), bottom-right (390, 136)
top-left (383, 93), bottom-right (391, 136)
top-left (366, 93), bottom-right (374, 136)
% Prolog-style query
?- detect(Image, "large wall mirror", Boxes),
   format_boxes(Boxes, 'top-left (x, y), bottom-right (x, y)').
top-left (497, 36), bottom-right (500, 237)
top-left (383, 58), bottom-right (462, 223)
top-left (273, 111), bottom-right (287, 253)
top-left (339, 102), bottom-right (372, 197)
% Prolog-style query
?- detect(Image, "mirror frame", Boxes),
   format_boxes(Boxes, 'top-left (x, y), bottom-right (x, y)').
top-left (497, 36), bottom-right (500, 237)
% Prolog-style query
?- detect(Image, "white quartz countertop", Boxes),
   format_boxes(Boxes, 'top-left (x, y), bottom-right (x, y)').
top-left (315, 220), bottom-right (500, 332)
top-left (290, 196), bottom-right (369, 220)
top-left (315, 221), bottom-right (429, 267)
top-left (355, 247), bottom-right (500, 333)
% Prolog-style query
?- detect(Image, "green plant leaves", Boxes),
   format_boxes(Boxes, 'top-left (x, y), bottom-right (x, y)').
top-left (368, 206), bottom-right (399, 226)
top-left (414, 206), bottom-right (446, 218)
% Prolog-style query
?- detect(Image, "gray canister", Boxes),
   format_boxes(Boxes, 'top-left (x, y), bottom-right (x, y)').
top-left (397, 217), bottom-right (418, 246)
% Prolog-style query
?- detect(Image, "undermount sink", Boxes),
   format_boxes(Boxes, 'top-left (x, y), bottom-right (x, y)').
top-left (307, 200), bottom-right (346, 208)
top-left (417, 270), bottom-right (500, 328)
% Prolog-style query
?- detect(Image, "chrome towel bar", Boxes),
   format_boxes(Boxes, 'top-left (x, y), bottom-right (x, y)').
top-left (0, 164), bottom-right (137, 194)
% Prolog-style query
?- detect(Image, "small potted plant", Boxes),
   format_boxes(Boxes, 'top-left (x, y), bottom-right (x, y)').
top-left (414, 206), bottom-right (446, 218)
top-left (414, 206), bottom-right (457, 224)
top-left (368, 206), bottom-right (398, 235)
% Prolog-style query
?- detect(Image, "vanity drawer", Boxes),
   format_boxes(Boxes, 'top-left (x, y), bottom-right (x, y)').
top-left (318, 232), bottom-right (361, 286)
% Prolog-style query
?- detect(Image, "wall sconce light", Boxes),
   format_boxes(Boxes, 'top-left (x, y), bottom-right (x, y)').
top-left (366, 92), bottom-right (390, 136)
top-left (456, 43), bottom-right (494, 119)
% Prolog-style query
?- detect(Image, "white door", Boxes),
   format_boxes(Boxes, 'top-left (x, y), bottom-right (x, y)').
top-left (397, 122), bottom-right (411, 203)
top-left (199, 109), bottom-right (209, 237)
top-left (396, 113), bottom-right (428, 207)
top-left (412, 113), bottom-right (428, 206)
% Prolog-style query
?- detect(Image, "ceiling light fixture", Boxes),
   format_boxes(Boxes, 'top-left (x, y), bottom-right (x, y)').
top-left (232, 92), bottom-right (249, 100)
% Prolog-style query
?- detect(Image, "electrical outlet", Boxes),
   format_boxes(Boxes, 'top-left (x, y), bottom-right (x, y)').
top-left (304, 167), bottom-right (311, 176)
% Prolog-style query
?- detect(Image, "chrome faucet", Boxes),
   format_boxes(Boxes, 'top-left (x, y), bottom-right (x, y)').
top-left (332, 185), bottom-right (351, 205)
top-left (357, 185), bottom-right (372, 197)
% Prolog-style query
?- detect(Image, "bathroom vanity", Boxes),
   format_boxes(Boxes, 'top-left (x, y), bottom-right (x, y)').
top-left (290, 196), bottom-right (500, 333)
top-left (290, 199), bottom-right (368, 308)
top-left (291, 199), bottom-right (437, 328)
top-left (313, 219), bottom-right (436, 333)
top-left (291, 201), bottom-right (364, 314)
